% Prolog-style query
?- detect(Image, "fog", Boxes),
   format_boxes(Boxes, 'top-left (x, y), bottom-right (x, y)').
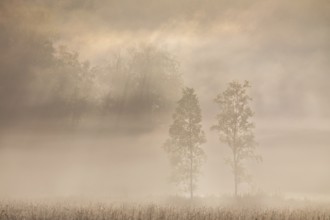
top-left (0, 0), bottom-right (330, 203)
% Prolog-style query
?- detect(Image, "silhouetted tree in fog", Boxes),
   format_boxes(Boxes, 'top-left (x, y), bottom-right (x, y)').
top-left (48, 46), bottom-right (95, 126)
top-left (211, 81), bottom-right (261, 197)
top-left (101, 46), bottom-right (182, 130)
top-left (0, 11), bottom-right (96, 128)
top-left (164, 88), bottom-right (206, 199)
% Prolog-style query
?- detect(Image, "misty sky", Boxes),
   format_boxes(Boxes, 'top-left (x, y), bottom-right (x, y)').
top-left (1, 0), bottom-right (330, 119)
top-left (53, 0), bottom-right (330, 119)
top-left (0, 0), bottom-right (330, 200)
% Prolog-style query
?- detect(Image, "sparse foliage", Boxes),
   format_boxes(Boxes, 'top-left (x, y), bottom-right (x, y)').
top-left (211, 81), bottom-right (261, 197)
top-left (164, 88), bottom-right (206, 199)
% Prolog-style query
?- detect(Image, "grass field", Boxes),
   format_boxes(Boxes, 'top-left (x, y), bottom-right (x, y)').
top-left (1, 200), bottom-right (330, 220)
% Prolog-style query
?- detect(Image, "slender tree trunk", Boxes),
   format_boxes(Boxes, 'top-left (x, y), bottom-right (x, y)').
top-left (190, 144), bottom-right (193, 200)
top-left (234, 167), bottom-right (238, 197)
top-left (189, 116), bottom-right (194, 200)
top-left (233, 147), bottom-right (238, 198)
top-left (233, 115), bottom-right (238, 198)
top-left (233, 93), bottom-right (239, 198)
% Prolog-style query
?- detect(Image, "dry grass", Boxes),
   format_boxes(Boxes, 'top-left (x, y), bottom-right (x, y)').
top-left (0, 200), bottom-right (330, 220)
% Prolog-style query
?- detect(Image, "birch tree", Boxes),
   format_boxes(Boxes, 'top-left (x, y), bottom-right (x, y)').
top-left (164, 87), bottom-right (206, 199)
top-left (211, 81), bottom-right (261, 197)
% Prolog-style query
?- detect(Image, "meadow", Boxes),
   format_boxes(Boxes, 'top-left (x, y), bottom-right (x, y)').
top-left (1, 199), bottom-right (329, 220)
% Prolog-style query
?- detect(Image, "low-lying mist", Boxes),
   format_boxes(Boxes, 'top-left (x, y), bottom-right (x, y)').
top-left (1, 117), bottom-right (329, 202)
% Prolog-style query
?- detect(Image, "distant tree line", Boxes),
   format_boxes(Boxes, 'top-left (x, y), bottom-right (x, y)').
top-left (0, 13), bottom-right (183, 130)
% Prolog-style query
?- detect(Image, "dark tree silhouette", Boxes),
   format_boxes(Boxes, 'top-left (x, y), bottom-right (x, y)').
top-left (49, 46), bottom-right (95, 126)
top-left (101, 45), bottom-right (182, 130)
top-left (0, 13), bottom-right (95, 128)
